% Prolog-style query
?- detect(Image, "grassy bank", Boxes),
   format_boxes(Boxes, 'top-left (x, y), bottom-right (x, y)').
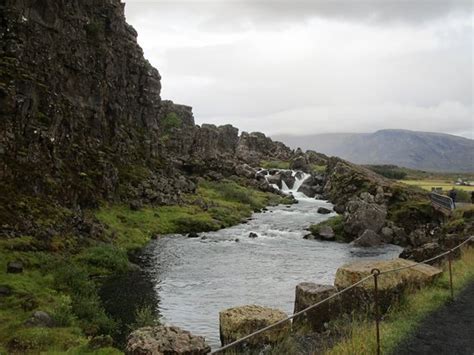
top-left (399, 179), bottom-right (474, 192)
top-left (325, 246), bottom-right (474, 355)
top-left (0, 179), bottom-right (291, 353)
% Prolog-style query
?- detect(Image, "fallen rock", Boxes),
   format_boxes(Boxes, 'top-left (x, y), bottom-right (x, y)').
top-left (126, 325), bottom-right (211, 355)
top-left (317, 207), bottom-right (332, 214)
top-left (7, 261), bottom-right (23, 274)
top-left (293, 283), bottom-right (338, 332)
top-left (248, 232), bottom-right (258, 238)
top-left (335, 258), bottom-right (442, 310)
top-left (219, 305), bottom-right (290, 348)
top-left (129, 200), bottom-right (143, 211)
top-left (25, 311), bottom-right (55, 327)
top-left (351, 229), bottom-right (383, 247)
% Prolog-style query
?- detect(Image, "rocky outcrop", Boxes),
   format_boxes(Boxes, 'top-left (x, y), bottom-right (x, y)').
top-left (293, 283), bottom-right (338, 331)
top-left (219, 305), bottom-right (290, 349)
top-left (126, 326), bottom-right (211, 355)
top-left (0, 0), bottom-right (298, 241)
top-left (351, 229), bottom-right (383, 247)
top-left (344, 198), bottom-right (387, 238)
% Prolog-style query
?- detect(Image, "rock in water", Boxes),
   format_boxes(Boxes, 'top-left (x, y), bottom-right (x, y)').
top-left (317, 207), bottom-right (332, 214)
top-left (219, 305), bottom-right (290, 348)
top-left (318, 226), bottom-right (336, 241)
top-left (187, 232), bottom-right (199, 238)
top-left (248, 232), bottom-right (258, 238)
top-left (351, 229), bottom-right (383, 247)
top-left (293, 283), bottom-right (338, 332)
top-left (126, 325), bottom-right (211, 355)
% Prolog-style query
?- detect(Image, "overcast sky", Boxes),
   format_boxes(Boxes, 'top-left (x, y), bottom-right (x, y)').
top-left (124, 1), bottom-right (474, 139)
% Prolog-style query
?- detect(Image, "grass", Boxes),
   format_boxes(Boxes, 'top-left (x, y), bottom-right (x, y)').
top-left (324, 246), bottom-right (474, 355)
top-left (309, 215), bottom-right (345, 241)
top-left (0, 179), bottom-right (292, 353)
top-left (97, 179), bottom-right (293, 251)
top-left (260, 160), bottom-right (291, 169)
top-left (399, 179), bottom-right (474, 192)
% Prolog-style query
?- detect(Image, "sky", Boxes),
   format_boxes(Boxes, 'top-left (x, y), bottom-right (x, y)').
top-left (123, 1), bottom-right (474, 139)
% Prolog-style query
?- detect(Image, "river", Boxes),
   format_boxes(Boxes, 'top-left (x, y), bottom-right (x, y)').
top-left (101, 172), bottom-right (402, 348)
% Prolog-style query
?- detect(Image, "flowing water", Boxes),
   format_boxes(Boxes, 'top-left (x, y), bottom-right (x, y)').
top-left (101, 171), bottom-right (402, 348)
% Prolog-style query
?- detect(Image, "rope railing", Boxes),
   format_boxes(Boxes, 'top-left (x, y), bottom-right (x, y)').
top-left (211, 235), bottom-right (473, 354)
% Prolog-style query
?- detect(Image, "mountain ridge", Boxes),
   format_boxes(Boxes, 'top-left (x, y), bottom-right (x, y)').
top-left (273, 129), bottom-right (474, 172)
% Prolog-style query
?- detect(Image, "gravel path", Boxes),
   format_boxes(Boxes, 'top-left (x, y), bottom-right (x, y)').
top-left (395, 281), bottom-right (474, 355)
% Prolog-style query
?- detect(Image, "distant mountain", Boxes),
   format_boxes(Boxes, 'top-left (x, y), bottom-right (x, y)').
top-left (273, 129), bottom-right (474, 172)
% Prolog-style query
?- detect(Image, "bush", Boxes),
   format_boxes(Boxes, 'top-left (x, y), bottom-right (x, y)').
top-left (162, 112), bottom-right (182, 131)
top-left (367, 165), bottom-right (407, 180)
top-left (51, 295), bottom-right (76, 327)
top-left (129, 305), bottom-right (159, 331)
top-left (75, 245), bottom-right (129, 274)
top-left (52, 264), bottom-right (117, 336)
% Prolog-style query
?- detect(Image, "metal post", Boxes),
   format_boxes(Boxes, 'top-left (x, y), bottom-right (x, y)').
top-left (371, 268), bottom-right (381, 355)
top-left (448, 250), bottom-right (454, 300)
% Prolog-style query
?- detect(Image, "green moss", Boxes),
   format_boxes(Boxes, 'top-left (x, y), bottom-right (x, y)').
top-left (309, 215), bottom-right (346, 241)
top-left (6, 327), bottom-right (86, 353)
top-left (260, 160), bottom-right (290, 169)
top-left (74, 245), bottom-right (130, 275)
top-left (311, 164), bottom-right (327, 173)
top-left (388, 201), bottom-right (433, 229)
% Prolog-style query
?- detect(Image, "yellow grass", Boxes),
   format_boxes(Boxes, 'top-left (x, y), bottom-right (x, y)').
top-left (399, 179), bottom-right (474, 192)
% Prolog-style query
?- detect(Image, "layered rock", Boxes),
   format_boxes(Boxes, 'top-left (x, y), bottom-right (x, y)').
top-left (0, 0), bottom-right (298, 239)
top-left (293, 283), bottom-right (338, 332)
top-left (219, 305), bottom-right (290, 349)
top-left (126, 326), bottom-right (211, 355)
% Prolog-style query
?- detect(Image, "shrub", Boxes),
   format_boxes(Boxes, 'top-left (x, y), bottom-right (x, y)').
top-left (75, 245), bottom-right (129, 274)
top-left (260, 160), bottom-right (290, 169)
top-left (162, 112), bottom-right (182, 131)
top-left (51, 295), bottom-right (76, 327)
top-left (129, 305), bottom-right (159, 331)
top-left (367, 165), bottom-right (408, 180)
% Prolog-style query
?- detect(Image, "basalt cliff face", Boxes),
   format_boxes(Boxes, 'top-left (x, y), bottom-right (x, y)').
top-left (0, 0), bottom-right (292, 237)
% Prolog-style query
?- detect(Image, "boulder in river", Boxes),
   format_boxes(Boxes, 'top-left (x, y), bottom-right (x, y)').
top-left (351, 229), bottom-right (383, 247)
top-left (344, 199), bottom-right (387, 238)
top-left (187, 232), bottom-right (199, 238)
top-left (293, 283), bottom-right (339, 332)
top-left (126, 325), bottom-right (211, 355)
top-left (219, 305), bottom-right (290, 348)
top-left (317, 207), bottom-right (332, 214)
top-left (248, 232), bottom-right (258, 238)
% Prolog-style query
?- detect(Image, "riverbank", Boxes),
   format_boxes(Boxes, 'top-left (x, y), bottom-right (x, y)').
top-left (0, 179), bottom-right (292, 353)
top-left (324, 244), bottom-right (474, 354)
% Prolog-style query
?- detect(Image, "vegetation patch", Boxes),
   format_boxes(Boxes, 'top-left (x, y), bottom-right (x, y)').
top-left (309, 215), bottom-right (346, 241)
top-left (260, 160), bottom-right (290, 169)
top-left (366, 165), bottom-right (407, 180)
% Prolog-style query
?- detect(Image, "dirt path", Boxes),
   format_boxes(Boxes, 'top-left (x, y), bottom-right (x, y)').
top-left (395, 281), bottom-right (474, 355)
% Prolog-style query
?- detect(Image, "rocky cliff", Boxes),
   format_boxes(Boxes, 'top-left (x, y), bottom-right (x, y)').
top-left (0, 0), bottom-right (292, 238)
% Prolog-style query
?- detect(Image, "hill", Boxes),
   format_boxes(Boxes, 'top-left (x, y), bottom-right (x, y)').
top-left (273, 129), bottom-right (474, 172)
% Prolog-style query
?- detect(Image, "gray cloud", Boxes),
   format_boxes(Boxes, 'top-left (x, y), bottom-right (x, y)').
top-left (123, 1), bottom-right (473, 139)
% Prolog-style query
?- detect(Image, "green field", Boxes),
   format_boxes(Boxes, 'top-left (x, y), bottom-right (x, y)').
top-left (399, 180), bottom-right (474, 192)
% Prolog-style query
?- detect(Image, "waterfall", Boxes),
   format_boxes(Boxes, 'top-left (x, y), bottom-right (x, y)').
top-left (260, 169), bottom-right (311, 198)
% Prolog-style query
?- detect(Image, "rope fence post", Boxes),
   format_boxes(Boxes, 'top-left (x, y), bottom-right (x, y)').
top-left (448, 249), bottom-right (454, 300)
top-left (371, 268), bottom-right (381, 355)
